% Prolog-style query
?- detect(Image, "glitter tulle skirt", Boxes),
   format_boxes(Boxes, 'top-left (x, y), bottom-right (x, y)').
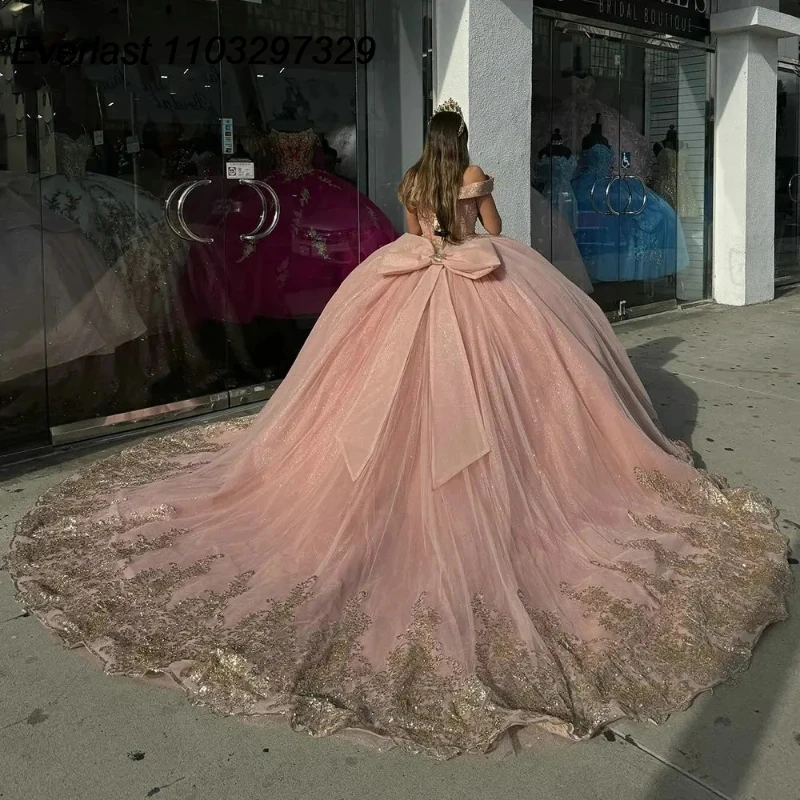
top-left (7, 234), bottom-right (792, 759)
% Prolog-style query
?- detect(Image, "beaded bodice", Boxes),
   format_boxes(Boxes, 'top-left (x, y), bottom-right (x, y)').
top-left (267, 128), bottom-right (317, 179)
top-left (418, 176), bottom-right (495, 241)
top-left (54, 132), bottom-right (93, 180)
top-left (536, 154), bottom-right (577, 188)
top-left (579, 144), bottom-right (614, 177)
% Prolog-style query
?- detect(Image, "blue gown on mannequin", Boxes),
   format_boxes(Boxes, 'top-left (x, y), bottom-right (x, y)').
top-left (571, 144), bottom-right (689, 283)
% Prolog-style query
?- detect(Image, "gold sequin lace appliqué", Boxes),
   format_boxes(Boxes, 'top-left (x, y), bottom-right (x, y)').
top-left (5, 425), bottom-right (793, 760)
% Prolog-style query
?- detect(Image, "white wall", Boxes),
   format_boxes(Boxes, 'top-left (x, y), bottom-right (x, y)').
top-left (435, 0), bottom-right (533, 243)
top-left (711, 2), bottom-right (800, 305)
top-left (713, 29), bottom-right (778, 305)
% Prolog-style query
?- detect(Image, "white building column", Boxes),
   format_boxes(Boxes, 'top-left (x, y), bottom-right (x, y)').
top-left (434, 0), bottom-right (533, 244)
top-left (711, 4), bottom-right (800, 305)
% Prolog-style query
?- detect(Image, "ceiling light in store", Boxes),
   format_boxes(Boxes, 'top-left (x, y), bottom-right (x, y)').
top-left (256, 74), bottom-right (264, 79)
top-left (161, 75), bottom-right (168, 79)
top-left (183, 68), bottom-right (189, 75)
top-left (107, 101), bottom-right (114, 107)
top-left (7, 3), bottom-right (31, 12)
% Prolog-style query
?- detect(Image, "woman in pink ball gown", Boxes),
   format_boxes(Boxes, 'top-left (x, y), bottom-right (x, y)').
top-left (8, 101), bottom-right (791, 760)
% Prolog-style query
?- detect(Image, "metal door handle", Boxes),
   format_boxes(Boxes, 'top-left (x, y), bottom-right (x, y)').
top-left (590, 178), bottom-right (609, 215)
top-left (177, 179), bottom-right (214, 244)
top-left (164, 179), bottom-right (195, 241)
top-left (605, 175), bottom-right (631, 217)
top-left (623, 175), bottom-right (647, 215)
top-left (789, 173), bottom-right (800, 203)
top-left (238, 179), bottom-right (281, 242)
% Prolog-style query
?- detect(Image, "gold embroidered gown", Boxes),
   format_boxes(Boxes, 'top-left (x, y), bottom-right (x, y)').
top-left (7, 176), bottom-right (792, 759)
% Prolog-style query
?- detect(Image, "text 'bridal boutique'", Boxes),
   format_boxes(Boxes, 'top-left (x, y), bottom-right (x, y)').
top-left (7, 167), bottom-right (791, 758)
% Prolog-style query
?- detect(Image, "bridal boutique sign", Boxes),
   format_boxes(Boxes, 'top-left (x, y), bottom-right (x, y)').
top-left (536, 0), bottom-right (710, 42)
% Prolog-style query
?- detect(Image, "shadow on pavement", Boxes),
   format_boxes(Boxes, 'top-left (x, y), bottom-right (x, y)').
top-left (626, 334), bottom-right (799, 799)
top-left (628, 335), bottom-right (706, 467)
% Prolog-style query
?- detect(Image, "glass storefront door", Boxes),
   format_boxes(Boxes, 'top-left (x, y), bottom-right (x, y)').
top-left (532, 17), bottom-right (709, 319)
top-left (0, 42), bottom-right (50, 453)
top-left (775, 69), bottom-right (800, 286)
top-left (35, 0), bottom-right (231, 436)
top-left (1, 0), bottom-right (417, 457)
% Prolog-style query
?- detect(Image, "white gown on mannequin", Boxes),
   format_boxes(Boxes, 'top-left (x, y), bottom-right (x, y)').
top-left (652, 145), bottom-right (700, 218)
top-left (530, 185), bottom-right (593, 294)
top-left (41, 133), bottom-right (165, 267)
top-left (41, 132), bottom-right (201, 386)
top-left (0, 171), bottom-right (145, 382)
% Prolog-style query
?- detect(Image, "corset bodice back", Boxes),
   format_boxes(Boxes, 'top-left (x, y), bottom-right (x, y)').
top-left (268, 128), bottom-right (316, 179)
top-left (579, 144), bottom-right (614, 177)
top-left (418, 176), bottom-right (495, 241)
top-left (54, 132), bottom-right (93, 180)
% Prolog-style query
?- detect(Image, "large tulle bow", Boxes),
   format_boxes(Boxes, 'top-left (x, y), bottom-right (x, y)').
top-left (337, 234), bottom-right (500, 489)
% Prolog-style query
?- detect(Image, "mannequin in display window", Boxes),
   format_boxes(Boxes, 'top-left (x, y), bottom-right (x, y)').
top-left (184, 94), bottom-right (397, 334)
top-left (534, 128), bottom-right (579, 231)
top-left (652, 123), bottom-right (678, 158)
top-left (531, 75), bottom-right (654, 183)
top-left (531, 131), bottom-right (591, 293)
top-left (571, 115), bottom-right (690, 283)
top-left (581, 113), bottom-right (610, 151)
top-left (0, 169), bottom-right (145, 384)
top-left (538, 128), bottom-right (573, 160)
top-left (40, 105), bottom-right (165, 269)
top-left (652, 125), bottom-right (700, 218)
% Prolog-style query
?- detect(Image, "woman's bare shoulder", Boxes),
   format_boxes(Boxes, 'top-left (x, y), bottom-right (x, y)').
top-left (462, 164), bottom-right (488, 185)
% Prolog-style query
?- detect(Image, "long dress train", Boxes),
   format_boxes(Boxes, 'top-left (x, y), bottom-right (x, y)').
top-left (7, 176), bottom-right (792, 760)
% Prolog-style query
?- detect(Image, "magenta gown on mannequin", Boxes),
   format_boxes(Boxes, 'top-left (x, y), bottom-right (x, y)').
top-left (8, 177), bottom-right (791, 759)
top-left (185, 129), bottom-right (397, 323)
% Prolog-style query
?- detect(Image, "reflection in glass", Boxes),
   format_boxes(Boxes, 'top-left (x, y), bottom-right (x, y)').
top-left (531, 19), bottom-right (708, 315)
top-left (0, 0), bottom-right (424, 455)
top-left (0, 44), bottom-right (51, 452)
top-left (775, 71), bottom-right (800, 286)
top-left (669, 46), bottom-right (709, 302)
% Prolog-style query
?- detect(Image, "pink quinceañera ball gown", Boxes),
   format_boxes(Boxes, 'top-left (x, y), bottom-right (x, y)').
top-left (7, 176), bottom-right (792, 759)
top-left (185, 128), bottom-right (398, 323)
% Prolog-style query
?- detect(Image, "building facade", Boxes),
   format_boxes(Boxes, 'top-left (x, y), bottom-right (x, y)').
top-left (0, 0), bottom-right (797, 459)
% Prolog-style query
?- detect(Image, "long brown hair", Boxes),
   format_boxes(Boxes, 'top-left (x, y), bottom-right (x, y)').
top-left (398, 111), bottom-right (470, 243)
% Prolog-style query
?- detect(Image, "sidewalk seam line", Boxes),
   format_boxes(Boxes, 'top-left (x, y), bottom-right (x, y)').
top-left (635, 366), bottom-right (800, 403)
top-left (611, 730), bottom-right (734, 800)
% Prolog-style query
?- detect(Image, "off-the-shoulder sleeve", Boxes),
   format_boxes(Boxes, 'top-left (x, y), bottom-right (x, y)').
top-left (459, 176), bottom-right (494, 200)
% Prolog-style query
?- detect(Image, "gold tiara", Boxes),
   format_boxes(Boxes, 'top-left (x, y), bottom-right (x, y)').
top-left (431, 97), bottom-right (465, 135)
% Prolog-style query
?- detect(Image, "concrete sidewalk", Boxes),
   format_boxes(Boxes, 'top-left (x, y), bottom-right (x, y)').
top-left (1, 291), bottom-right (799, 800)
